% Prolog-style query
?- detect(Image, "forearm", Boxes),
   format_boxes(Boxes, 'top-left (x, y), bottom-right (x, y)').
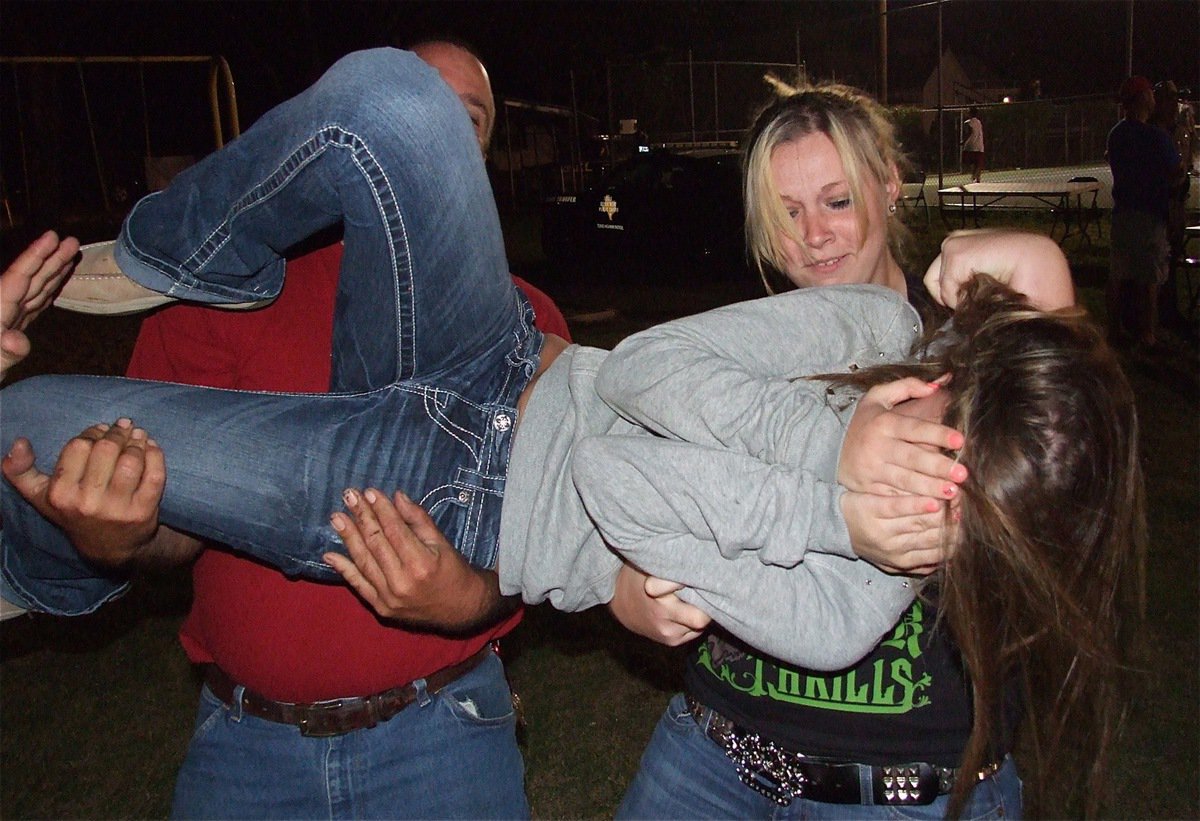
top-left (65, 523), bottom-right (202, 571)
top-left (676, 552), bottom-right (916, 670)
top-left (126, 525), bottom-right (205, 568)
top-left (929, 230), bottom-right (1076, 310)
top-left (572, 435), bottom-right (854, 569)
top-left (418, 567), bottom-right (521, 637)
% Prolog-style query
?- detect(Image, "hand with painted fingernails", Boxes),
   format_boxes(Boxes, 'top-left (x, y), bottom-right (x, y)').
top-left (838, 376), bottom-right (967, 499)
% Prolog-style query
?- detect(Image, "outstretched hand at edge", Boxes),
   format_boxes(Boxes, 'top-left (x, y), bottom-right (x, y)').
top-left (1, 230), bottom-right (80, 381)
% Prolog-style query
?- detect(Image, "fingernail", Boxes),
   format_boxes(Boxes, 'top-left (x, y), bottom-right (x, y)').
top-left (147, 438), bottom-right (159, 448)
top-left (343, 488), bottom-right (359, 507)
top-left (115, 417), bottom-right (132, 428)
top-left (950, 463), bottom-right (968, 481)
top-left (131, 427), bottom-right (147, 440)
top-left (943, 484), bottom-right (957, 498)
top-left (329, 514), bottom-right (345, 532)
top-left (364, 489), bottom-right (378, 504)
top-left (396, 491), bottom-right (411, 503)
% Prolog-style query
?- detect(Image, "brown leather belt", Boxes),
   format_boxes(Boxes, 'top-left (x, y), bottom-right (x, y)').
top-left (205, 645), bottom-right (492, 737)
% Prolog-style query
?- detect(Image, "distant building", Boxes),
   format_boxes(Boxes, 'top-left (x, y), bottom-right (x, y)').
top-left (929, 48), bottom-right (1016, 107)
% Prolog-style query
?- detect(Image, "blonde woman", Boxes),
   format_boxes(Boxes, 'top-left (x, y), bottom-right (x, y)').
top-left (615, 84), bottom-right (1130, 820)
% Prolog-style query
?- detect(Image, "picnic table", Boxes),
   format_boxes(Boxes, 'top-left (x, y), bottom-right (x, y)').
top-left (937, 179), bottom-right (1103, 244)
top-left (1177, 224), bottom-right (1200, 320)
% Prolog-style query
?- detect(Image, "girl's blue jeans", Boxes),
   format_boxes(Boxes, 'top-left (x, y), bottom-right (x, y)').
top-left (1, 48), bottom-right (542, 616)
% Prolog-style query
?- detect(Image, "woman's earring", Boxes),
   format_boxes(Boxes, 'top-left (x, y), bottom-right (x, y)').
top-left (888, 202), bottom-right (897, 216)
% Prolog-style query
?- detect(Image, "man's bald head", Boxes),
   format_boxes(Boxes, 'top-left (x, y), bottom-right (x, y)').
top-left (411, 40), bottom-right (496, 154)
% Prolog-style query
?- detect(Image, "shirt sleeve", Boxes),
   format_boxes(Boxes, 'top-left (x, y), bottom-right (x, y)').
top-left (594, 285), bottom-right (919, 472)
top-left (571, 434), bottom-right (913, 670)
top-left (677, 551), bottom-right (915, 670)
top-left (571, 435), bottom-right (851, 567)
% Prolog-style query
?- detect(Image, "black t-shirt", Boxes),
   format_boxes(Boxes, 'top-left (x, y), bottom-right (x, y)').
top-left (684, 600), bottom-right (978, 767)
top-left (683, 275), bottom-right (1013, 768)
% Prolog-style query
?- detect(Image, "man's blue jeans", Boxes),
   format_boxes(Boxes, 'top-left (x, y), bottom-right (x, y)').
top-left (1, 48), bottom-right (542, 615)
top-left (171, 651), bottom-right (529, 819)
top-left (617, 693), bottom-right (1024, 820)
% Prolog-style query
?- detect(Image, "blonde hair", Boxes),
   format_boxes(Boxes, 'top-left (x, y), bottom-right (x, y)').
top-left (743, 78), bottom-right (908, 293)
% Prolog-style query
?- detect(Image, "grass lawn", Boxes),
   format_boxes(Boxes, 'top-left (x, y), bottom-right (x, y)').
top-left (1, 211), bottom-right (1197, 819)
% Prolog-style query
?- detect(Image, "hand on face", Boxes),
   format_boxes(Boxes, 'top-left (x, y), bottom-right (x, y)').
top-left (841, 490), bottom-right (949, 575)
top-left (838, 377), bottom-right (965, 498)
top-left (838, 377), bottom-right (965, 574)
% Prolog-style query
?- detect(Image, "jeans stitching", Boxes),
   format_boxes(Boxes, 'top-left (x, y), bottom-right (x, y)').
top-left (422, 389), bottom-right (482, 459)
top-left (345, 128), bottom-right (413, 381)
top-left (157, 125), bottom-right (413, 383)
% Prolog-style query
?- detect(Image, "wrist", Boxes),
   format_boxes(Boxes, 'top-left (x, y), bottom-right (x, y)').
top-left (439, 566), bottom-right (518, 635)
top-left (74, 529), bottom-right (154, 569)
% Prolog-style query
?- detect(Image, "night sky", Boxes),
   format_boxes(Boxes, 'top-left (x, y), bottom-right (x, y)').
top-left (3, 0), bottom-right (1197, 125)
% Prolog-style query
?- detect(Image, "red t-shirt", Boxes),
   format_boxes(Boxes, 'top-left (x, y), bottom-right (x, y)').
top-left (126, 242), bottom-right (570, 702)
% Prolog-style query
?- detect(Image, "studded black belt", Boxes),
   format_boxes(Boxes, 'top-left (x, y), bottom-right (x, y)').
top-left (685, 693), bottom-right (999, 807)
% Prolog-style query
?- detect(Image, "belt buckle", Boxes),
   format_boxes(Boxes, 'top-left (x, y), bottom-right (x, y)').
top-left (688, 695), bottom-right (806, 807)
top-left (724, 731), bottom-right (807, 807)
top-left (298, 698), bottom-right (372, 738)
top-left (733, 762), bottom-right (802, 807)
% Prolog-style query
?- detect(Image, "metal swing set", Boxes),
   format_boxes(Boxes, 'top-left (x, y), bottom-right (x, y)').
top-left (0, 54), bottom-right (240, 227)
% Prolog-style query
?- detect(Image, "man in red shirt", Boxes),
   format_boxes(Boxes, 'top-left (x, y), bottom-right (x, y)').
top-left (120, 41), bottom-right (569, 818)
top-left (0, 41), bottom-right (706, 817)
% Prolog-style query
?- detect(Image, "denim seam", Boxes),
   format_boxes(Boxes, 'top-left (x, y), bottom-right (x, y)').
top-left (343, 126), bottom-right (412, 380)
top-left (124, 125), bottom-right (416, 382)
top-left (0, 555), bottom-right (128, 616)
top-left (422, 389), bottom-right (482, 459)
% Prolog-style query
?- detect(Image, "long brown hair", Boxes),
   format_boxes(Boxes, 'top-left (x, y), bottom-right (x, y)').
top-left (822, 276), bottom-right (1146, 817)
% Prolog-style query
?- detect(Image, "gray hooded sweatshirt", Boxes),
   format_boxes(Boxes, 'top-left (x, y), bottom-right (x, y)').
top-left (498, 284), bottom-right (924, 670)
